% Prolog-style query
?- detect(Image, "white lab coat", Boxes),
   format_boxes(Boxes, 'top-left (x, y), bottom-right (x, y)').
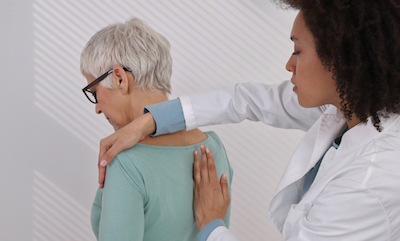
top-left (179, 80), bottom-right (400, 240)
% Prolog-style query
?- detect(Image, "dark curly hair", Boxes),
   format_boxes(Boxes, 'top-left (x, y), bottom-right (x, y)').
top-left (275, 0), bottom-right (400, 130)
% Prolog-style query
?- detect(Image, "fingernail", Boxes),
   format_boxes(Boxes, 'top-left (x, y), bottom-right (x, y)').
top-left (222, 173), bottom-right (227, 179)
top-left (200, 144), bottom-right (205, 149)
top-left (206, 148), bottom-right (210, 154)
top-left (194, 150), bottom-right (198, 155)
top-left (100, 160), bottom-right (107, 166)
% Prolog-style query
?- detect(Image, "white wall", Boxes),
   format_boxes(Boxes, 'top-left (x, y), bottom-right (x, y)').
top-left (1, 1), bottom-right (301, 240)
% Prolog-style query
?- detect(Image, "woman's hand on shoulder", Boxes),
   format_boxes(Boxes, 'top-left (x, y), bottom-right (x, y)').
top-left (97, 113), bottom-right (156, 188)
top-left (193, 144), bottom-right (230, 231)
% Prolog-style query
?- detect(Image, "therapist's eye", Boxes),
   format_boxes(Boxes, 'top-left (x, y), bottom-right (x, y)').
top-left (292, 51), bottom-right (300, 55)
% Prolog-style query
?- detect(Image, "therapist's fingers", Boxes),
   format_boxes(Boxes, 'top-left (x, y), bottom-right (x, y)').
top-left (205, 147), bottom-right (219, 185)
top-left (220, 173), bottom-right (230, 203)
top-left (200, 144), bottom-right (210, 182)
top-left (193, 144), bottom-right (230, 231)
top-left (193, 149), bottom-right (201, 185)
top-left (98, 137), bottom-right (110, 188)
top-left (97, 113), bottom-right (156, 188)
top-left (98, 166), bottom-right (106, 189)
top-left (193, 145), bottom-right (230, 231)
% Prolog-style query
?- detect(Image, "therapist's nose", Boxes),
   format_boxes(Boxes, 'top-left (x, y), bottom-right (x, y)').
top-left (286, 55), bottom-right (296, 74)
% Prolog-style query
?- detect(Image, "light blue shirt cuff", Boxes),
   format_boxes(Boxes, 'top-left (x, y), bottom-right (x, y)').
top-left (144, 98), bottom-right (186, 137)
top-left (197, 219), bottom-right (226, 241)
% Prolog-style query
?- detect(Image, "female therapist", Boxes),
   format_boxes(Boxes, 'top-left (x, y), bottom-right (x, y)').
top-left (94, 0), bottom-right (400, 240)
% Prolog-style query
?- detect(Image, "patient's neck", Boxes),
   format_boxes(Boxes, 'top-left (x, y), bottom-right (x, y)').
top-left (129, 88), bottom-right (169, 123)
top-left (126, 87), bottom-right (208, 146)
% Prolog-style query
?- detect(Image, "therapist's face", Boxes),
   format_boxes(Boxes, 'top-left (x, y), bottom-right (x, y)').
top-left (286, 11), bottom-right (340, 108)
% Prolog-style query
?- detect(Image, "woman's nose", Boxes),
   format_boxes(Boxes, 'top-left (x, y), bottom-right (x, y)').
top-left (95, 103), bottom-right (102, 114)
top-left (286, 55), bottom-right (296, 73)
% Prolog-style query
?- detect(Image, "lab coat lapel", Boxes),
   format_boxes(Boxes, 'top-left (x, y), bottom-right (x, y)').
top-left (268, 106), bottom-right (346, 231)
top-left (275, 106), bottom-right (344, 194)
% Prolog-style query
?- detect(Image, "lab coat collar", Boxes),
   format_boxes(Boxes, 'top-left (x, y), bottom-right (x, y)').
top-left (338, 112), bottom-right (400, 152)
top-left (307, 107), bottom-right (345, 170)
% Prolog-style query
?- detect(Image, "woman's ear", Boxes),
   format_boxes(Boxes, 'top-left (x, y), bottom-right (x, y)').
top-left (112, 66), bottom-right (130, 94)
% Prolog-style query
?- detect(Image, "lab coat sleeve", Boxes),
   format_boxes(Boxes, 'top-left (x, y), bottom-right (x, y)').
top-left (206, 226), bottom-right (240, 241)
top-left (179, 80), bottom-right (327, 132)
top-left (283, 179), bottom-right (390, 240)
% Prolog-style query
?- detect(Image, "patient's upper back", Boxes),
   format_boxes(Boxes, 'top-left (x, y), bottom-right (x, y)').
top-left (92, 131), bottom-right (233, 241)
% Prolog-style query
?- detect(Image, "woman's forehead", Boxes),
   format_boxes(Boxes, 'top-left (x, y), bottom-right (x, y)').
top-left (290, 11), bottom-right (314, 45)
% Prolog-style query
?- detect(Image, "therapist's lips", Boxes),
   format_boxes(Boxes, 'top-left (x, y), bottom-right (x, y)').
top-left (291, 80), bottom-right (297, 91)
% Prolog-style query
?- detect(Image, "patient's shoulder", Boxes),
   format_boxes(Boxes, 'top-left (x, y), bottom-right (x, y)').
top-left (139, 128), bottom-right (208, 146)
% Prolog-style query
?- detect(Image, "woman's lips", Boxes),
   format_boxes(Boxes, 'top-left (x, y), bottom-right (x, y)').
top-left (291, 80), bottom-right (297, 92)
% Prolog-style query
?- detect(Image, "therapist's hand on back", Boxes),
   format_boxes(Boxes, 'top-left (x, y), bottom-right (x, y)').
top-left (193, 144), bottom-right (230, 231)
top-left (97, 113), bottom-right (156, 188)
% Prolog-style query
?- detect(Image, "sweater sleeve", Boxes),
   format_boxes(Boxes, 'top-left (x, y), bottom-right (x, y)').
top-left (97, 153), bottom-right (146, 241)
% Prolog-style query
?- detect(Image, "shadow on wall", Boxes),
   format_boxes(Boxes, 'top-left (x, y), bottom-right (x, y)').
top-left (33, 170), bottom-right (92, 240)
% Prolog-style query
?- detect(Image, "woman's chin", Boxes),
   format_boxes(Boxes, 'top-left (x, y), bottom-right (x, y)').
top-left (110, 120), bottom-right (131, 132)
top-left (112, 123), bottom-right (128, 132)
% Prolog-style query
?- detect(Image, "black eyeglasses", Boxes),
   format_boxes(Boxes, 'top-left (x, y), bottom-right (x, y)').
top-left (82, 67), bottom-right (132, 104)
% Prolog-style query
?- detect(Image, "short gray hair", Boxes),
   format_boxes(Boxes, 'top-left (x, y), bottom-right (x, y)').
top-left (80, 17), bottom-right (172, 93)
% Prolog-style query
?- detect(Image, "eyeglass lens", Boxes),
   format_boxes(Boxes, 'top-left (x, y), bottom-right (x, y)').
top-left (86, 90), bottom-right (97, 103)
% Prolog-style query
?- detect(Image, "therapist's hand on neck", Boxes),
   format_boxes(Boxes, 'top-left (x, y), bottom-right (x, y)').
top-left (97, 112), bottom-right (156, 188)
top-left (193, 144), bottom-right (230, 231)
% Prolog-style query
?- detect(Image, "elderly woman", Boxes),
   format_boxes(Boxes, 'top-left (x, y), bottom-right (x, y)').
top-left (80, 17), bottom-right (233, 240)
top-left (96, 0), bottom-right (400, 240)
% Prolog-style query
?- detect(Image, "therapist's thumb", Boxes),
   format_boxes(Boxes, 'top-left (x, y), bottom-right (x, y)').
top-left (220, 173), bottom-right (230, 203)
